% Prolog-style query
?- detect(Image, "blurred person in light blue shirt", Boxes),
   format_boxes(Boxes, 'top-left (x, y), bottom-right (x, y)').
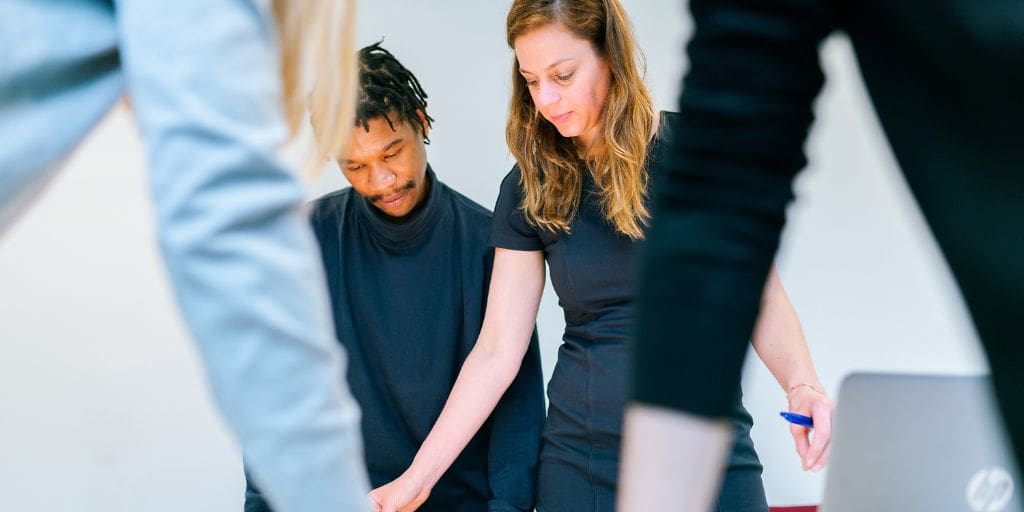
top-left (0, 1), bottom-right (371, 510)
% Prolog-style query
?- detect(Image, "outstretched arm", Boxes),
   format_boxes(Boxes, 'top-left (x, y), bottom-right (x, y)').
top-left (369, 248), bottom-right (546, 512)
top-left (485, 326), bottom-right (545, 512)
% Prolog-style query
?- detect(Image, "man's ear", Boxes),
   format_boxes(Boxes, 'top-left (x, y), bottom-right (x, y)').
top-left (416, 109), bottom-right (430, 140)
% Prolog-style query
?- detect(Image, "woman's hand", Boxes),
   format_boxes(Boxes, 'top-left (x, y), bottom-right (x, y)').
top-left (368, 473), bottom-right (431, 512)
top-left (786, 384), bottom-right (835, 472)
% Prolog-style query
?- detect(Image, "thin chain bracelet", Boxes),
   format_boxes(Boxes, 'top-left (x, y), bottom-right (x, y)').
top-left (787, 383), bottom-right (824, 399)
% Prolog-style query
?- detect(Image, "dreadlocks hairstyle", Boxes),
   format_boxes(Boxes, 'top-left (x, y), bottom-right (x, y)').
top-left (354, 42), bottom-right (434, 143)
top-left (506, 0), bottom-right (655, 239)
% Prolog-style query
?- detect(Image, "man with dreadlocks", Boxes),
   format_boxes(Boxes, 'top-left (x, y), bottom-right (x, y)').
top-left (242, 42), bottom-right (545, 512)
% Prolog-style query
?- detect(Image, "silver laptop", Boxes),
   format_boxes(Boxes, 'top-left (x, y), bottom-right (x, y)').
top-left (820, 373), bottom-right (1021, 512)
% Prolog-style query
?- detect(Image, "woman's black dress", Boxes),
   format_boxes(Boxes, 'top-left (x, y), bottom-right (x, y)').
top-left (488, 113), bottom-right (769, 512)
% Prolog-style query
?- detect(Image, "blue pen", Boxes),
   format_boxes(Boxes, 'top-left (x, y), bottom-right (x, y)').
top-left (780, 412), bottom-right (814, 428)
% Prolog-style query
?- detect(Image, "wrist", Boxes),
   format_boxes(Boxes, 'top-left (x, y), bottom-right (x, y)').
top-left (786, 382), bottom-right (824, 399)
top-left (404, 458), bottom-right (439, 491)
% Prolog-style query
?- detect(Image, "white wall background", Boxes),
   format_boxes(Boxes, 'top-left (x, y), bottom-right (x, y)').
top-left (0, 1), bottom-right (990, 510)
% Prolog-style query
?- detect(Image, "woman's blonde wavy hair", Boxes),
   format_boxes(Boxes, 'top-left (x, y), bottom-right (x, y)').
top-left (272, 0), bottom-right (358, 161)
top-left (506, 0), bottom-right (655, 239)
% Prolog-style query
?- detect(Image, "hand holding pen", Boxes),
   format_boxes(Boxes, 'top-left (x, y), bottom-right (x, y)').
top-left (781, 383), bottom-right (835, 472)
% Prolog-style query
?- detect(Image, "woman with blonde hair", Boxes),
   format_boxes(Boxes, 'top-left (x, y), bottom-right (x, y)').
top-left (371, 1), bottom-right (834, 511)
top-left (0, 1), bottom-right (368, 511)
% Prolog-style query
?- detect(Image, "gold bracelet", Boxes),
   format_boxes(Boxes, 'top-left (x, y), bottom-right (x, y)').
top-left (787, 383), bottom-right (823, 399)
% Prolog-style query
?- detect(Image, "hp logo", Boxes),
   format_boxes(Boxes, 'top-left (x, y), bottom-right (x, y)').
top-left (967, 467), bottom-right (1015, 512)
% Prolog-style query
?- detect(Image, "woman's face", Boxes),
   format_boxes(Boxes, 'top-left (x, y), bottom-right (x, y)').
top-left (514, 23), bottom-right (611, 149)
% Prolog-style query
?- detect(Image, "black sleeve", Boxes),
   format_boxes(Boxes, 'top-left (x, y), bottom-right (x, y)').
top-left (488, 167), bottom-right (544, 251)
top-left (308, 200), bottom-right (325, 240)
top-left (632, 0), bottom-right (836, 417)
top-left (485, 329), bottom-right (545, 512)
top-left (243, 468), bottom-right (275, 512)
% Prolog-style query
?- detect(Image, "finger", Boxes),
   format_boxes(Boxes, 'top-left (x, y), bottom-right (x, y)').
top-left (806, 409), bottom-right (833, 471)
top-left (790, 423), bottom-right (811, 466)
top-left (398, 499), bottom-right (421, 512)
top-left (367, 491), bottom-right (381, 511)
top-left (396, 487), bottom-right (429, 512)
top-left (414, 489), bottom-right (431, 508)
top-left (791, 426), bottom-right (809, 458)
top-left (812, 449), bottom-right (830, 472)
top-left (809, 435), bottom-right (831, 472)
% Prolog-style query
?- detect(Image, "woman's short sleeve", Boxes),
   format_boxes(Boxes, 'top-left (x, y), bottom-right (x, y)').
top-left (488, 167), bottom-right (544, 251)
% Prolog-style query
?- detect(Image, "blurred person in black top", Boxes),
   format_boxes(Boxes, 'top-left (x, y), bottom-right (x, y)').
top-left (244, 42), bottom-right (545, 512)
top-left (623, 1), bottom-right (1024, 510)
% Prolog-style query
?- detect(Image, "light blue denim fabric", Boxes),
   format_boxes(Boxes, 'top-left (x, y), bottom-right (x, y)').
top-left (0, 1), bottom-right (370, 510)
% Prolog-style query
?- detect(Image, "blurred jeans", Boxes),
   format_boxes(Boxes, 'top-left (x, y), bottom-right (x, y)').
top-left (0, 1), bottom-right (370, 510)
